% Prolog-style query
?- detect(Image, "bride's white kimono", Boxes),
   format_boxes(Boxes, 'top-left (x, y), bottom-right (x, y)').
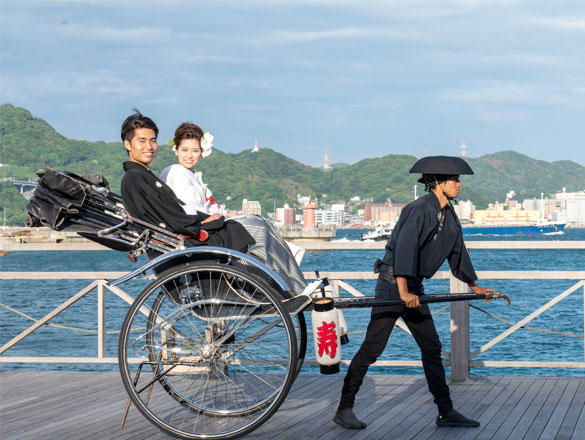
top-left (159, 164), bottom-right (225, 216)
top-left (159, 163), bottom-right (306, 295)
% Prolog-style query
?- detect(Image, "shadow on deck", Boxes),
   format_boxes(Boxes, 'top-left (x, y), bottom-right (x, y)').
top-left (1, 372), bottom-right (584, 439)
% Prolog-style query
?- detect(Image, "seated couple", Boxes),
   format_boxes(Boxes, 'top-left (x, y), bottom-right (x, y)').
top-left (120, 110), bottom-right (306, 294)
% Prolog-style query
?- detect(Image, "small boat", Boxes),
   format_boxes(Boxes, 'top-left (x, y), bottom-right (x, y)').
top-left (0, 251), bottom-right (8, 256)
top-left (359, 225), bottom-right (394, 241)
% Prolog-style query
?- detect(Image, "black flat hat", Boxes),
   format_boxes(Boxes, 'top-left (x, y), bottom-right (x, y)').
top-left (409, 155), bottom-right (474, 175)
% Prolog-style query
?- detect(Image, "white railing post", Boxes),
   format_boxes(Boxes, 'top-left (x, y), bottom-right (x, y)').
top-left (97, 281), bottom-right (106, 360)
top-left (450, 275), bottom-right (470, 382)
top-left (331, 279), bottom-right (341, 297)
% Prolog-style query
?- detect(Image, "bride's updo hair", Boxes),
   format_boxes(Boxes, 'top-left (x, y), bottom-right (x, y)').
top-left (173, 122), bottom-right (204, 148)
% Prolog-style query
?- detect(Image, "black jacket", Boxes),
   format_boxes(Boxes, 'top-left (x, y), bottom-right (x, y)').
top-left (379, 193), bottom-right (477, 298)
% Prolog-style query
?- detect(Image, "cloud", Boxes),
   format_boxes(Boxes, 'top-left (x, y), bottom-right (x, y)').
top-left (437, 82), bottom-right (572, 106)
top-left (56, 23), bottom-right (171, 44)
top-left (242, 26), bottom-right (427, 45)
top-left (425, 50), bottom-right (571, 68)
top-left (530, 17), bottom-right (585, 31)
top-left (0, 71), bottom-right (143, 102)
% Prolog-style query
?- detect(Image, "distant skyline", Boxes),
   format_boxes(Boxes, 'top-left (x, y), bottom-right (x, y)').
top-left (1, 0), bottom-right (584, 167)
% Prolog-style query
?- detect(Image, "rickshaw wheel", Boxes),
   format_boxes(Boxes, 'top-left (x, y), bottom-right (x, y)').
top-left (119, 261), bottom-right (298, 440)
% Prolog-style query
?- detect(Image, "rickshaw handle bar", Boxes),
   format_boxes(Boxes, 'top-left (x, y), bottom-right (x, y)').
top-left (332, 292), bottom-right (510, 309)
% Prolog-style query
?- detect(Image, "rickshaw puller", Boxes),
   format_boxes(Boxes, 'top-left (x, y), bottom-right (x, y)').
top-left (334, 156), bottom-right (494, 430)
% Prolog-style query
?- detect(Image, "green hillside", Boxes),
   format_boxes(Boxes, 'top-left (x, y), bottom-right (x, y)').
top-left (1, 103), bottom-right (584, 224)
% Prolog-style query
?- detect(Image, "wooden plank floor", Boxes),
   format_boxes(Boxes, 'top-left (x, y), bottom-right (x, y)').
top-left (1, 372), bottom-right (584, 440)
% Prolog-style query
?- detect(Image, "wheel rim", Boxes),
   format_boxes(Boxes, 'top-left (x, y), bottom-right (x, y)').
top-left (119, 262), bottom-right (298, 440)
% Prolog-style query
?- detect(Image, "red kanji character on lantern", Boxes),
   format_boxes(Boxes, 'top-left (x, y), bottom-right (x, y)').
top-left (317, 321), bottom-right (338, 359)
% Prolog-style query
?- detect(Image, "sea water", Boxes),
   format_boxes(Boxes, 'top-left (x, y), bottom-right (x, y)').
top-left (1, 229), bottom-right (584, 377)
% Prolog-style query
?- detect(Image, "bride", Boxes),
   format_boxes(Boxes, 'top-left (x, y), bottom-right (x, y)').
top-left (159, 122), bottom-right (306, 295)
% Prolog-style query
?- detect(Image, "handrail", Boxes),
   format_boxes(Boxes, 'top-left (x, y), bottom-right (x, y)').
top-left (1, 270), bottom-right (584, 378)
top-left (1, 240), bottom-right (584, 380)
top-left (2, 240), bottom-right (585, 251)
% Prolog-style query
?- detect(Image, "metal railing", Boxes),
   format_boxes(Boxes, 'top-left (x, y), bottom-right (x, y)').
top-left (1, 241), bottom-right (584, 381)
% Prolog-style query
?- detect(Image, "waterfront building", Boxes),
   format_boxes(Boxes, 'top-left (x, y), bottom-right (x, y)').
top-left (552, 187), bottom-right (585, 205)
top-left (552, 188), bottom-right (585, 226)
top-left (364, 203), bottom-right (386, 222)
top-left (566, 199), bottom-right (585, 226)
top-left (276, 204), bottom-right (296, 225)
top-left (454, 200), bottom-right (474, 222)
top-left (522, 197), bottom-right (563, 222)
top-left (331, 203), bottom-right (346, 226)
top-left (314, 209), bottom-right (342, 226)
top-left (242, 199), bottom-right (262, 216)
top-left (371, 203), bottom-right (404, 225)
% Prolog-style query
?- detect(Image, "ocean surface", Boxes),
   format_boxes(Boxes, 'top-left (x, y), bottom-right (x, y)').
top-left (1, 228), bottom-right (584, 378)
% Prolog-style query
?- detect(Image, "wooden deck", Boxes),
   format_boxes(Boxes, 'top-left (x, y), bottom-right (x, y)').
top-left (1, 372), bottom-right (584, 439)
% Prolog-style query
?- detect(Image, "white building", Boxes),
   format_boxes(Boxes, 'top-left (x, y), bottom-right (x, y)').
top-left (242, 199), bottom-right (262, 216)
top-left (314, 209), bottom-right (342, 226)
top-left (566, 200), bottom-right (585, 226)
top-left (453, 200), bottom-right (474, 222)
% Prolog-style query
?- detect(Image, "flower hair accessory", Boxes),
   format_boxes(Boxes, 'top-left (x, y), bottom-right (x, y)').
top-left (201, 132), bottom-right (214, 157)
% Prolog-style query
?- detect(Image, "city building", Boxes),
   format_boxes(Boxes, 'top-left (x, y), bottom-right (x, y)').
top-left (330, 203), bottom-right (346, 226)
top-left (372, 204), bottom-right (404, 225)
top-left (364, 203), bottom-right (386, 222)
top-left (242, 199), bottom-right (262, 216)
top-left (275, 204), bottom-right (296, 225)
top-left (314, 209), bottom-right (342, 226)
top-left (552, 188), bottom-right (585, 226)
top-left (454, 200), bottom-right (474, 222)
top-left (566, 200), bottom-right (585, 226)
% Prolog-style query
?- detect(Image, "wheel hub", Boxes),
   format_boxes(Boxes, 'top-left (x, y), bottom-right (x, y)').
top-left (201, 344), bottom-right (215, 359)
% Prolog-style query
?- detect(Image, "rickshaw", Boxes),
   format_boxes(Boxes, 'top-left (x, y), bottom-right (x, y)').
top-left (27, 169), bottom-right (509, 440)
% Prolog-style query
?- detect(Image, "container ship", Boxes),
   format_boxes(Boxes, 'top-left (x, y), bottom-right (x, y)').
top-left (462, 222), bottom-right (566, 236)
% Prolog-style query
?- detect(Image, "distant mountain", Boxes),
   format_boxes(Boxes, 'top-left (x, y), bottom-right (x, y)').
top-left (1, 103), bottom-right (584, 224)
top-left (329, 163), bottom-right (350, 169)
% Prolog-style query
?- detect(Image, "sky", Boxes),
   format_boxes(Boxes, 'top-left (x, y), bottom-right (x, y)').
top-left (1, 0), bottom-right (584, 167)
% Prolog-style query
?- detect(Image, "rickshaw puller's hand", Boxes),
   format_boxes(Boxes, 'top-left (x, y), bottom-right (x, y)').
top-left (469, 283), bottom-right (495, 304)
top-left (400, 292), bottom-right (420, 308)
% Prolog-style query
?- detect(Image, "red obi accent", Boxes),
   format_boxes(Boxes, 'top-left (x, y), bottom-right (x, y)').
top-left (198, 230), bottom-right (209, 241)
top-left (206, 195), bottom-right (216, 205)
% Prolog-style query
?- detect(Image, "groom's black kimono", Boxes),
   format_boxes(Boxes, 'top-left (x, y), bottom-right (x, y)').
top-left (121, 161), bottom-right (253, 252)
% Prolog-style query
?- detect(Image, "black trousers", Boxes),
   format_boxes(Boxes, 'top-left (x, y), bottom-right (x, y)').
top-left (339, 278), bottom-right (453, 415)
